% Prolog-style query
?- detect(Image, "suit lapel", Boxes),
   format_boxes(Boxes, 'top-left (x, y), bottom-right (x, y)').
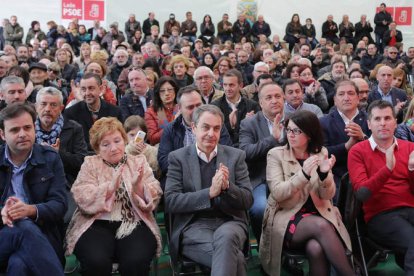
top-left (188, 146), bottom-right (202, 191)
top-left (258, 112), bottom-right (271, 137)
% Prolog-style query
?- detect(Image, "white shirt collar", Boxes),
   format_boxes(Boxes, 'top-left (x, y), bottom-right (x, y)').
top-left (196, 143), bottom-right (218, 163)
top-left (338, 109), bottom-right (359, 125)
top-left (226, 95), bottom-right (242, 111)
top-left (368, 136), bottom-right (398, 152)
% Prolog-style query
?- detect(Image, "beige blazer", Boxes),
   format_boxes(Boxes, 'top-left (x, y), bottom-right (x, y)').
top-left (259, 145), bottom-right (351, 276)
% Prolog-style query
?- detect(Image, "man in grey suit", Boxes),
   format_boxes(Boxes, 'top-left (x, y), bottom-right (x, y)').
top-left (165, 105), bottom-right (253, 276)
top-left (239, 82), bottom-right (286, 244)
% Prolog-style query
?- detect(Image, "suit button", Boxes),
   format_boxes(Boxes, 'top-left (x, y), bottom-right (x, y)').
top-left (41, 177), bottom-right (46, 181)
top-left (327, 208), bottom-right (331, 212)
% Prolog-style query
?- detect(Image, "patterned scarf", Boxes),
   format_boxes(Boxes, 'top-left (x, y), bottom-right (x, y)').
top-left (35, 115), bottom-right (64, 145)
top-left (103, 155), bottom-right (139, 239)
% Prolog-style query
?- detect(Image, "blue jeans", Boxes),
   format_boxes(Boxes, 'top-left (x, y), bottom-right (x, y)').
top-left (249, 183), bottom-right (268, 245)
top-left (0, 220), bottom-right (64, 276)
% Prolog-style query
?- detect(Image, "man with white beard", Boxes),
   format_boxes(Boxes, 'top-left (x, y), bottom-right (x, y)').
top-left (109, 48), bottom-right (130, 99)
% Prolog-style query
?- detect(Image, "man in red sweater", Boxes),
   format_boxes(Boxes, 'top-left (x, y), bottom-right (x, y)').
top-left (348, 100), bottom-right (414, 274)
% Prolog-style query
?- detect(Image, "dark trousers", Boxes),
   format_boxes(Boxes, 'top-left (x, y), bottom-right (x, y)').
top-left (74, 220), bottom-right (157, 276)
top-left (367, 207), bottom-right (414, 274)
top-left (0, 219), bottom-right (64, 276)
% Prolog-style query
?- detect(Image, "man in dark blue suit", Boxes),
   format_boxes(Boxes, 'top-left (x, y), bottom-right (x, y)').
top-left (0, 103), bottom-right (67, 275)
top-left (320, 80), bottom-right (370, 200)
top-left (367, 65), bottom-right (407, 123)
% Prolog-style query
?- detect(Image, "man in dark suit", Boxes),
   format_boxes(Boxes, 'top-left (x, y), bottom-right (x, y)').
top-left (367, 65), bottom-right (407, 122)
top-left (212, 69), bottom-right (260, 146)
top-left (165, 104), bottom-right (253, 276)
top-left (87, 20), bottom-right (100, 40)
top-left (142, 12), bottom-right (160, 39)
top-left (64, 73), bottom-right (123, 151)
top-left (239, 82), bottom-right (286, 244)
top-left (158, 86), bottom-right (232, 190)
top-left (0, 103), bottom-right (67, 275)
top-left (320, 80), bottom-right (370, 200)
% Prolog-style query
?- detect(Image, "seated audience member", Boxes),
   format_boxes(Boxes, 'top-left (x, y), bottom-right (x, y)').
top-left (27, 62), bottom-right (60, 103)
top-left (157, 86), bottom-right (232, 189)
top-left (0, 76), bottom-right (27, 111)
top-left (283, 79), bottom-right (323, 118)
top-left (124, 115), bottom-right (159, 173)
top-left (392, 67), bottom-right (413, 99)
top-left (34, 86), bottom-right (87, 218)
top-left (145, 76), bottom-right (179, 145)
top-left (212, 69), bottom-right (260, 146)
top-left (260, 110), bottom-right (353, 276)
top-left (353, 77), bottom-right (370, 112)
top-left (298, 65), bottom-right (329, 112)
top-left (64, 73), bottom-right (123, 151)
top-left (348, 100), bottom-right (414, 274)
top-left (241, 62), bottom-right (269, 102)
top-left (66, 60), bottom-right (117, 108)
top-left (367, 65), bottom-right (407, 122)
top-left (0, 103), bottom-right (67, 275)
top-left (165, 105), bottom-right (253, 276)
top-left (120, 68), bottom-right (152, 119)
top-left (55, 48), bottom-right (78, 86)
top-left (239, 82), bottom-right (287, 244)
top-left (320, 80), bottom-right (370, 193)
top-left (395, 99), bottom-right (414, 142)
top-left (170, 55), bottom-right (193, 89)
top-left (194, 66), bottom-right (224, 104)
top-left (65, 117), bottom-right (162, 276)
top-left (318, 60), bottom-right (348, 108)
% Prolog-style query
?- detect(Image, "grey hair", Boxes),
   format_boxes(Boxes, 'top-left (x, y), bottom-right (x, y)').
top-left (36, 86), bottom-right (64, 104)
top-left (193, 66), bottom-right (214, 80)
top-left (192, 104), bottom-right (224, 127)
top-left (0, 76), bottom-right (24, 92)
top-left (254, 61), bottom-right (269, 71)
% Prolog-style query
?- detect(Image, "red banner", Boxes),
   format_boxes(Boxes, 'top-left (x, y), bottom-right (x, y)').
top-left (61, 0), bottom-right (105, 21)
top-left (62, 0), bottom-right (83, 20)
top-left (84, 0), bottom-right (105, 21)
top-left (395, 7), bottom-right (412, 25)
top-left (376, 6), bottom-right (412, 26)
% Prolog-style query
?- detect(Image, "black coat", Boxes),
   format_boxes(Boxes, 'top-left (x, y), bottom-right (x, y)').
top-left (64, 99), bottom-right (123, 151)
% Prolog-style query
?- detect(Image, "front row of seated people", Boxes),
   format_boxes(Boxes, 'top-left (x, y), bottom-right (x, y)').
top-left (2, 96), bottom-right (414, 275)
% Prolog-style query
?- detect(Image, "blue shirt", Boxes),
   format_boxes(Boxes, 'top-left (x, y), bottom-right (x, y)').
top-left (378, 87), bottom-right (393, 104)
top-left (5, 146), bottom-right (32, 203)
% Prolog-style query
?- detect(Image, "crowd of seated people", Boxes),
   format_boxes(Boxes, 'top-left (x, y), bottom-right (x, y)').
top-left (1, 4), bottom-right (414, 275)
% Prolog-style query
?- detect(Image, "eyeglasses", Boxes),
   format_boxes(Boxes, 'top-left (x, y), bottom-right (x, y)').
top-left (389, 52), bottom-right (398, 54)
top-left (47, 69), bottom-right (59, 74)
top-left (286, 127), bottom-right (303, 135)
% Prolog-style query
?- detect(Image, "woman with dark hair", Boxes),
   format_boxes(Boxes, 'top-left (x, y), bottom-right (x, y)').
top-left (78, 24), bottom-right (91, 44)
top-left (142, 58), bottom-right (162, 80)
top-left (298, 65), bottom-right (329, 112)
top-left (25, 20), bottom-right (46, 45)
top-left (284, 14), bottom-right (302, 53)
top-left (199, 14), bottom-right (215, 46)
top-left (144, 76), bottom-right (179, 145)
top-left (213, 56), bottom-right (233, 89)
top-left (201, 52), bottom-right (216, 70)
top-left (282, 62), bottom-right (300, 81)
top-left (260, 110), bottom-right (353, 276)
top-left (129, 29), bottom-right (143, 53)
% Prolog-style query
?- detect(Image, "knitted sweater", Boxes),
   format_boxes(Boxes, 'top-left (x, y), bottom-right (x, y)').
top-left (348, 139), bottom-right (414, 222)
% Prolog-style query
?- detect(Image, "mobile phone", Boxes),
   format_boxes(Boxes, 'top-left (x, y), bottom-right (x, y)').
top-left (134, 130), bottom-right (146, 143)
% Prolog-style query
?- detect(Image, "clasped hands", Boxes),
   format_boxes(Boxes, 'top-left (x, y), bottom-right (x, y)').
top-left (209, 163), bottom-right (230, 198)
top-left (302, 153), bottom-right (336, 176)
top-left (1, 196), bottom-right (36, 227)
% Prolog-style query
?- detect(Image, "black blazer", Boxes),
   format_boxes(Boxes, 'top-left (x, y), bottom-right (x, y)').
top-left (64, 99), bottom-right (123, 150)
